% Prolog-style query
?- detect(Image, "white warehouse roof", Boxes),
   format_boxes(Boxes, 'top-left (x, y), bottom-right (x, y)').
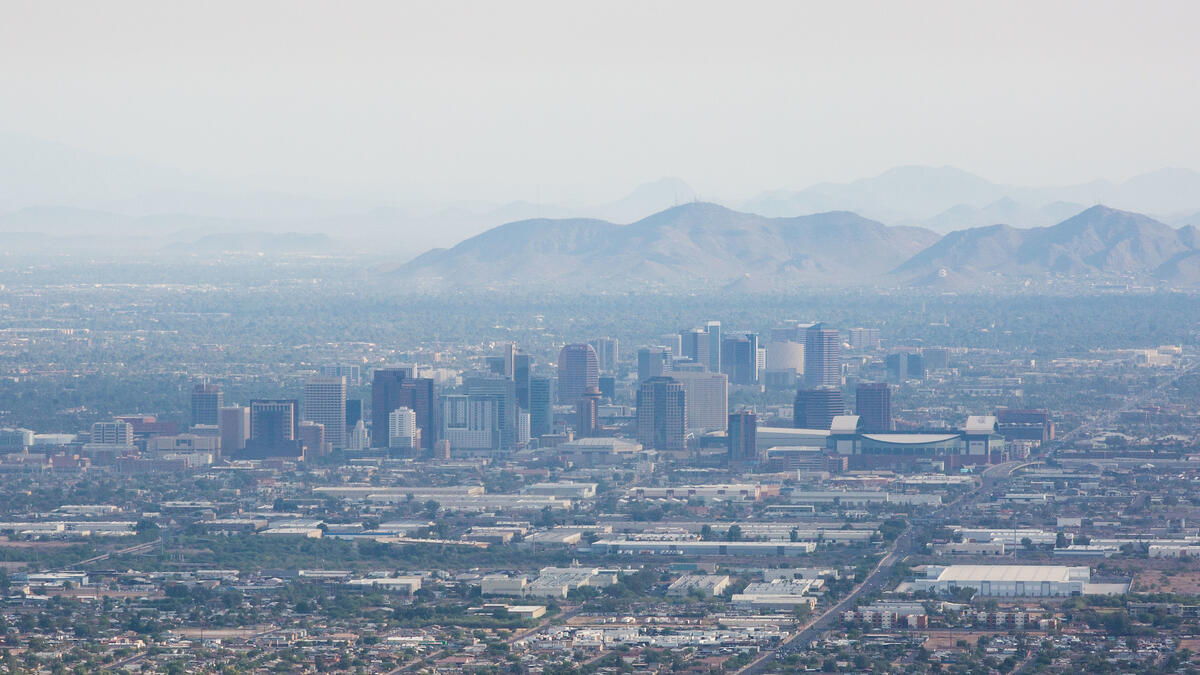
top-left (930, 565), bottom-right (1087, 584)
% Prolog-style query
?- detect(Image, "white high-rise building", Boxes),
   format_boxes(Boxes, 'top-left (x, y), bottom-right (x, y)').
top-left (218, 405), bottom-right (250, 455)
top-left (347, 420), bottom-right (369, 450)
top-left (670, 371), bottom-right (729, 433)
top-left (518, 412), bottom-right (531, 446)
top-left (388, 407), bottom-right (417, 449)
top-left (91, 421), bottom-right (133, 447)
top-left (303, 376), bottom-right (347, 449)
top-left (441, 395), bottom-right (499, 450)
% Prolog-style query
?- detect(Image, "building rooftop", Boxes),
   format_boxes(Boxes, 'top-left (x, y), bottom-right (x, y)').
top-left (930, 565), bottom-right (1087, 583)
top-left (964, 415), bottom-right (999, 433)
top-left (830, 415), bottom-right (862, 434)
top-left (862, 433), bottom-right (960, 444)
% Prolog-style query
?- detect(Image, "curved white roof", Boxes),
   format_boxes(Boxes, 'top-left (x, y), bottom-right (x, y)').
top-left (861, 433), bottom-right (960, 445)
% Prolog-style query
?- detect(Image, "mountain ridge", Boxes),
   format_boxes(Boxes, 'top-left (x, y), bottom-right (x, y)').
top-left (391, 202), bottom-right (941, 291)
top-left (393, 203), bottom-right (1200, 291)
top-left (891, 204), bottom-right (1200, 285)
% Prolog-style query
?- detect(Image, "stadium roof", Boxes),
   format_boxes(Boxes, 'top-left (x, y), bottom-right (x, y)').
top-left (861, 433), bottom-right (959, 445)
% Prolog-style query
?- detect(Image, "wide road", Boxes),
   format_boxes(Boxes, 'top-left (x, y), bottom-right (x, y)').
top-left (736, 526), bottom-right (920, 675)
top-left (50, 538), bottom-right (160, 572)
top-left (738, 474), bottom-right (1000, 674)
top-left (386, 603), bottom-right (587, 674)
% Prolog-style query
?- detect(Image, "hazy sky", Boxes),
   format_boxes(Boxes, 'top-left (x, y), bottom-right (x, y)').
top-left (2, 0), bottom-right (1197, 204)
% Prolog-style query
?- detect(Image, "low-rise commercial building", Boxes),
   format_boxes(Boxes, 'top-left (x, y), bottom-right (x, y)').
top-left (732, 579), bottom-right (821, 610)
top-left (593, 539), bottom-right (816, 557)
top-left (907, 565), bottom-right (1124, 597)
top-left (667, 575), bottom-right (731, 597)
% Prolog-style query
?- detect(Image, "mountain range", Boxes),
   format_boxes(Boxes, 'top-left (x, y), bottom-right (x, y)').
top-left (8, 132), bottom-right (1200, 254)
top-left (6, 131), bottom-right (1200, 277)
top-left (391, 203), bottom-right (1200, 291)
top-left (893, 205), bottom-right (1200, 287)
top-left (390, 203), bottom-right (939, 291)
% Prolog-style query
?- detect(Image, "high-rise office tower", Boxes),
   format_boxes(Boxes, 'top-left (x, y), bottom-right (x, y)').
top-left (721, 333), bottom-right (759, 385)
top-left (679, 328), bottom-right (709, 370)
top-left (319, 364), bottom-right (362, 385)
top-left (304, 376), bottom-right (347, 449)
top-left (886, 351), bottom-right (925, 383)
top-left (855, 382), bottom-right (893, 433)
top-left (660, 333), bottom-right (683, 357)
top-left (244, 400), bottom-right (301, 457)
top-left (793, 387), bottom-right (844, 429)
top-left (250, 400), bottom-right (298, 443)
top-left (705, 321), bottom-right (722, 373)
top-left (513, 353), bottom-right (531, 409)
top-left (297, 420), bottom-right (325, 456)
top-left (589, 337), bottom-right (619, 373)
top-left (345, 399), bottom-right (363, 428)
top-left (804, 323), bottom-right (841, 388)
top-left (636, 376), bottom-right (687, 450)
top-left (670, 371), bottom-right (729, 433)
top-left (388, 407), bottom-right (417, 449)
top-left (191, 383), bottom-right (223, 427)
top-left (485, 356), bottom-right (507, 376)
top-left (558, 344), bottom-right (599, 405)
top-left (637, 347), bottom-right (672, 381)
top-left (440, 394), bottom-right (500, 451)
top-left (466, 376), bottom-right (518, 451)
top-left (727, 410), bottom-right (758, 463)
top-left (218, 405), bottom-right (250, 455)
top-left (576, 386), bottom-right (602, 437)
top-left (528, 376), bottom-right (553, 439)
top-left (371, 368), bottom-right (436, 450)
top-left (502, 342), bottom-right (517, 378)
top-left (597, 375), bottom-right (615, 401)
top-left (847, 327), bottom-right (881, 352)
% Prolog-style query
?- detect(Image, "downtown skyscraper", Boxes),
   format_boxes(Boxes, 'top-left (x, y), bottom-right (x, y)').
top-left (557, 343), bottom-right (599, 405)
top-left (636, 376), bottom-right (687, 451)
top-left (855, 382), bottom-right (893, 433)
top-left (304, 376), bottom-right (347, 449)
top-left (190, 383), bottom-right (223, 427)
top-left (804, 323), bottom-right (841, 388)
top-left (371, 367), bottom-right (436, 450)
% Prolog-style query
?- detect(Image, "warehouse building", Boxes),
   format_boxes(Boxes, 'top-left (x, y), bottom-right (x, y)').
top-left (732, 578), bottom-right (822, 610)
top-left (908, 565), bottom-right (1125, 597)
top-left (591, 539), bottom-right (816, 557)
top-left (667, 574), bottom-right (732, 597)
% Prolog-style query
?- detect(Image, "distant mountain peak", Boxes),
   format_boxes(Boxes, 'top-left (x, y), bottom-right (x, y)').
top-left (892, 205), bottom-right (1199, 286)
